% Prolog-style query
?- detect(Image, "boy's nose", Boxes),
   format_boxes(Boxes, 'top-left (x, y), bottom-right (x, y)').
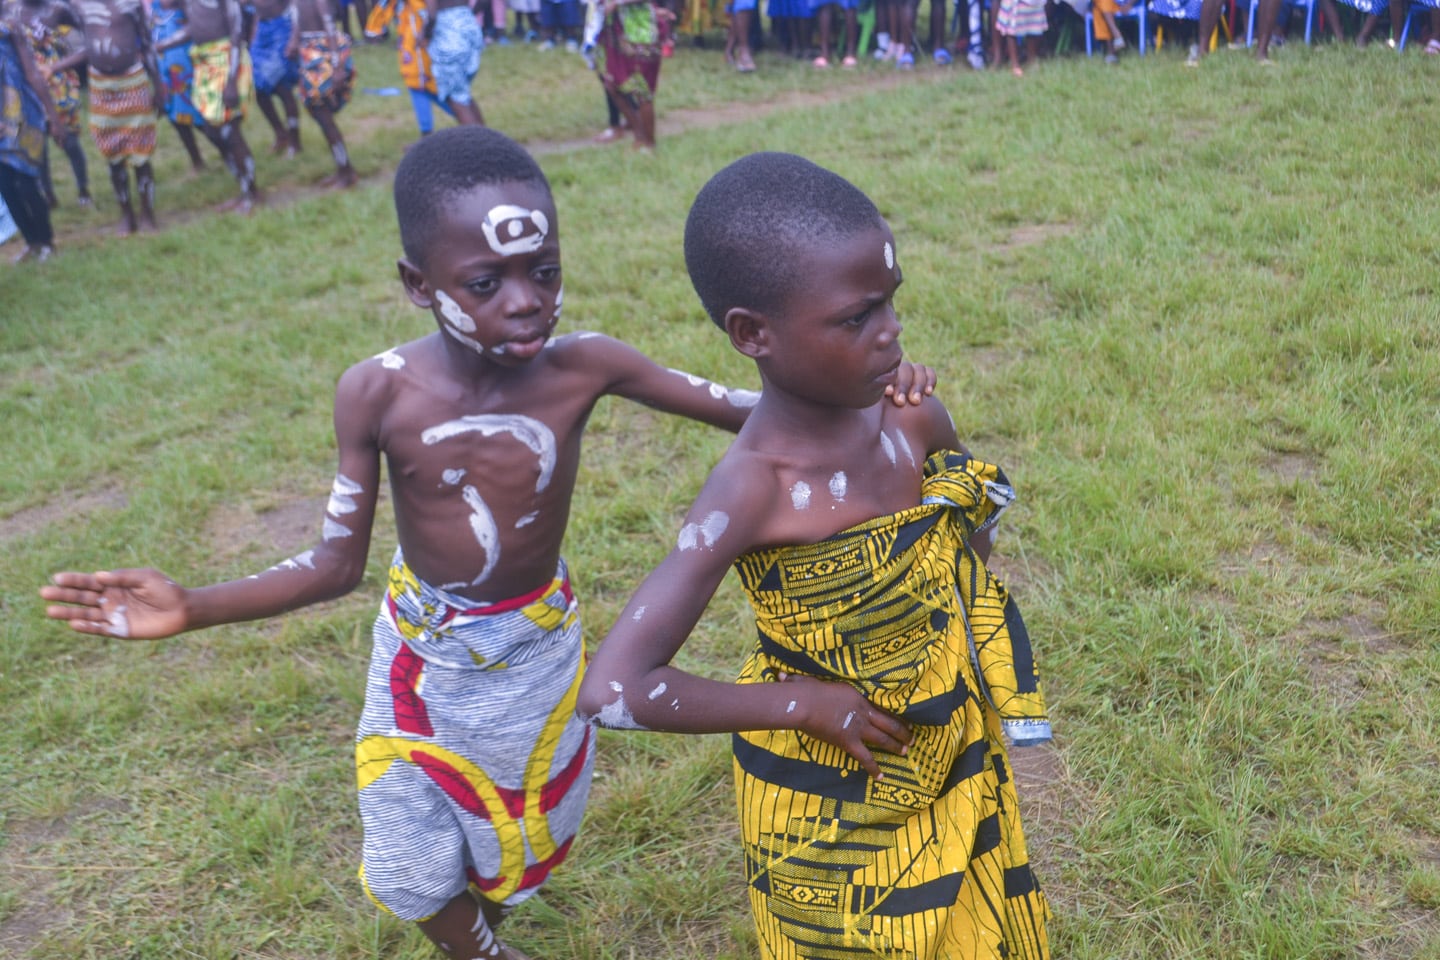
top-left (501, 280), bottom-right (543, 316)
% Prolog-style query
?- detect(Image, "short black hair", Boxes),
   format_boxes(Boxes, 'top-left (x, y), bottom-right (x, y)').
top-left (683, 152), bottom-right (883, 328)
top-left (393, 126), bottom-right (552, 265)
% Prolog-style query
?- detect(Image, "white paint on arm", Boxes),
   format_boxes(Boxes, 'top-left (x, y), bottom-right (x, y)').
top-left (677, 511), bottom-right (729, 551)
top-left (327, 473), bottom-right (363, 516)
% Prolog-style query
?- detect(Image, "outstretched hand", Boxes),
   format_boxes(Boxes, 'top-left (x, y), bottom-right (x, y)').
top-left (40, 568), bottom-right (189, 639)
top-left (885, 361), bottom-right (937, 407)
top-left (780, 672), bottom-right (911, 780)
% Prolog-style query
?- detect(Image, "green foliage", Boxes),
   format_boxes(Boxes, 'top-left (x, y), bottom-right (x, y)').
top-left (2, 31), bottom-right (1438, 960)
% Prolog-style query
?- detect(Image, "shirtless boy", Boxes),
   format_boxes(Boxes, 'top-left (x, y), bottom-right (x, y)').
top-left (46, 0), bottom-right (165, 233)
top-left (578, 152), bottom-right (1052, 959)
top-left (41, 127), bottom-right (938, 960)
top-left (156, 0), bottom-right (259, 210)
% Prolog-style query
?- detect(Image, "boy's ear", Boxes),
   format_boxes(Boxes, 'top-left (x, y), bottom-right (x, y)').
top-left (397, 258), bottom-right (433, 309)
top-left (724, 307), bottom-right (771, 359)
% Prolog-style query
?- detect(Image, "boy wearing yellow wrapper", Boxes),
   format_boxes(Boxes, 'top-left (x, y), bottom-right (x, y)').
top-left (579, 151), bottom-right (1052, 960)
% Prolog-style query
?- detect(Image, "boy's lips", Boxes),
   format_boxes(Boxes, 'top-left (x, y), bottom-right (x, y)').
top-left (501, 334), bottom-right (548, 359)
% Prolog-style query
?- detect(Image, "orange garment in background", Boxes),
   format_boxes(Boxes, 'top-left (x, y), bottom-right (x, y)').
top-left (366, 0), bottom-right (436, 94)
top-left (1092, 0), bottom-right (1118, 41)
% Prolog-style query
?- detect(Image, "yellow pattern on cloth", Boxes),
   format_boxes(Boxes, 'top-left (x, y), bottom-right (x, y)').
top-left (731, 450), bottom-right (1051, 960)
top-left (189, 38), bottom-right (250, 125)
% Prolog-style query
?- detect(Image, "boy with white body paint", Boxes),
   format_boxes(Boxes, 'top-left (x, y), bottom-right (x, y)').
top-left (40, 128), bottom-right (936, 960)
top-left (578, 152), bottom-right (1052, 959)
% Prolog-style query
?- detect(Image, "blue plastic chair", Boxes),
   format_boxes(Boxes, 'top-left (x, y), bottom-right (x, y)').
top-left (1086, 0), bottom-right (1150, 54)
top-left (1396, 0), bottom-right (1438, 49)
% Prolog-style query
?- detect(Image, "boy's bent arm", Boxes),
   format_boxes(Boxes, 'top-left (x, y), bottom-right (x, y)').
top-left (577, 333), bottom-right (755, 432)
top-left (40, 366), bottom-right (384, 638)
top-left (576, 467), bottom-right (911, 778)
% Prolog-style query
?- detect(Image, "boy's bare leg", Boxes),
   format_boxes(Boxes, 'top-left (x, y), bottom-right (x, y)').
top-left (1251, 0), bottom-right (1281, 59)
top-left (633, 99), bottom-right (655, 150)
top-left (60, 131), bottom-right (91, 204)
top-left (256, 89), bottom-right (302, 154)
top-left (307, 103), bottom-right (357, 187)
top-left (173, 122), bottom-right (206, 171)
top-left (733, 9), bottom-right (755, 69)
top-left (204, 120), bottom-right (261, 212)
top-left (135, 161), bottom-right (158, 231)
top-left (416, 891), bottom-right (534, 960)
top-left (106, 162), bottom-right (138, 235)
top-left (448, 98), bottom-right (485, 126)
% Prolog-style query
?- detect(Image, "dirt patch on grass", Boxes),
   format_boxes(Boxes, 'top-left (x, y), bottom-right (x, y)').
top-left (1265, 450), bottom-right (1319, 483)
top-left (1292, 605), bottom-right (1397, 709)
top-left (992, 222), bottom-right (1077, 255)
top-left (0, 816), bottom-right (74, 955)
top-left (0, 484), bottom-right (129, 544)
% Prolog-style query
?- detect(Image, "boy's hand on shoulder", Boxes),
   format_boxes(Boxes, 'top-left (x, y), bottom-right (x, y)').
top-left (40, 568), bottom-right (189, 639)
top-left (780, 672), bottom-right (911, 780)
top-left (884, 360), bottom-right (937, 407)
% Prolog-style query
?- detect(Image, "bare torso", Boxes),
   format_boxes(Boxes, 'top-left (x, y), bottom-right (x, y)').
top-left (180, 0), bottom-right (233, 44)
top-left (74, 0), bottom-right (145, 72)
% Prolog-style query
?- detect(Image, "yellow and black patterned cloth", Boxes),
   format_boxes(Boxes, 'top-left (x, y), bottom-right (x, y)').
top-left (731, 451), bottom-right (1051, 960)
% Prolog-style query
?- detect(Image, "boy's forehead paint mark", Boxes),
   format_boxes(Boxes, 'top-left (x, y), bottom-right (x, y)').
top-left (435, 289), bottom-right (477, 333)
top-left (481, 204), bottom-right (550, 257)
top-left (883, 241), bottom-right (894, 270)
top-left (422, 414), bottom-right (557, 492)
top-left (790, 480), bottom-right (812, 511)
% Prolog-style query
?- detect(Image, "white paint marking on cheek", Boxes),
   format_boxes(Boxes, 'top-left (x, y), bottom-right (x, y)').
top-left (461, 485), bottom-right (500, 585)
top-left (880, 431), bottom-right (897, 466)
top-left (895, 430), bottom-right (917, 468)
top-left (442, 324), bottom-right (488, 356)
top-left (829, 472), bottom-right (848, 501)
top-left (552, 285), bottom-right (563, 323)
top-left (842, 711), bottom-right (856, 729)
top-left (434, 289), bottom-right (477, 332)
top-left (323, 517), bottom-right (353, 540)
top-left (648, 682), bottom-right (667, 700)
top-left (883, 241), bottom-right (894, 270)
top-left (442, 468), bottom-right (466, 486)
top-left (515, 511), bottom-right (539, 528)
top-left (374, 348), bottom-right (405, 369)
top-left (632, 605), bottom-right (646, 622)
top-left (423, 415), bottom-right (557, 492)
top-left (790, 481), bottom-right (811, 511)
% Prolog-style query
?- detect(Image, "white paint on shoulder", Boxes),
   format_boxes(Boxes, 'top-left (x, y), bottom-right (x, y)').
top-left (895, 430), bottom-right (917, 468)
top-left (677, 511), bottom-right (729, 551)
top-left (422, 415), bottom-right (557, 492)
top-left (374, 348), bottom-right (405, 370)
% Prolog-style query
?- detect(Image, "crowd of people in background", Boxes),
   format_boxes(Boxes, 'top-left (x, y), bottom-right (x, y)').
top-left (3, 0), bottom-right (1436, 264)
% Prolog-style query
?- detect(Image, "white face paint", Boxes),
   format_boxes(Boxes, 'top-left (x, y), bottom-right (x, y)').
top-left (323, 517), bottom-right (353, 540)
top-left (553, 285), bottom-right (564, 324)
top-left (790, 481), bottom-right (812, 511)
top-left (481, 204), bottom-right (550, 257)
top-left (514, 511), bottom-right (539, 528)
top-left (434, 289), bottom-right (477, 333)
top-left (648, 682), bottom-right (667, 700)
top-left (461, 485), bottom-right (500, 586)
top-left (442, 468), bottom-right (466, 486)
top-left (422, 415), bottom-right (557, 492)
top-left (829, 472), bottom-right (848, 501)
top-left (327, 474), bottom-right (363, 517)
top-left (677, 511), bottom-right (730, 551)
top-left (880, 432), bottom-right (897, 466)
top-left (375, 348), bottom-right (405, 370)
top-left (883, 241), bottom-right (894, 270)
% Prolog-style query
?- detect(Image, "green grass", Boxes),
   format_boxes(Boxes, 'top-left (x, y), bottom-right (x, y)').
top-left (3, 25), bottom-right (1440, 960)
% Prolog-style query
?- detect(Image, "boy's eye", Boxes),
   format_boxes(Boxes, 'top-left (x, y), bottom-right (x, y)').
top-left (466, 278), bottom-right (501, 296)
top-left (844, 307), bottom-right (873, 327)
top-left (533, 265), bottom-right (561, 284)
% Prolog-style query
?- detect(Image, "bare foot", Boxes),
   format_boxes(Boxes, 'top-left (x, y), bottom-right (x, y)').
top-left (77, 193), bottom-right (93, 207)
top-left (593, 126), bottom-right (625, 143)
top-left (1011, 65), bottom-right (1024, 76)
top-left (139, 217), bottom-right (160, 233)
top-left (270, 138), bottom-right (289, 155)
top-left (496, 942), bottom-right (535, 960)
top-left (114, 220), bottom-right (137, 237)
top-left (319, 169), bottom-right (358, 189)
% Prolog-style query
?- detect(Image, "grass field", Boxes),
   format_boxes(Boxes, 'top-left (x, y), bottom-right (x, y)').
top-left (2, 18), bottom-right (1439, 960)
